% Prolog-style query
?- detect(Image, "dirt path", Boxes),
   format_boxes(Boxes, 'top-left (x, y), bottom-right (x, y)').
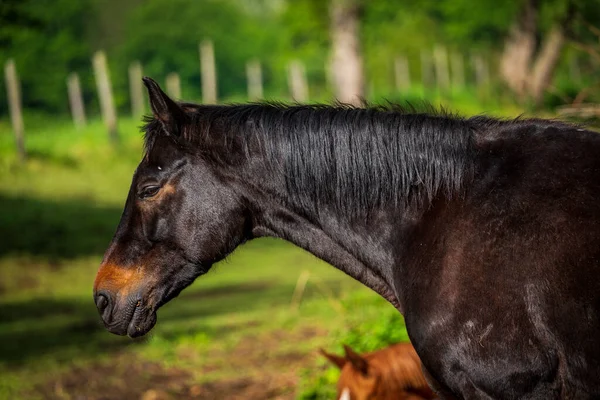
top-left (34, 327), bottom-right (327, 400)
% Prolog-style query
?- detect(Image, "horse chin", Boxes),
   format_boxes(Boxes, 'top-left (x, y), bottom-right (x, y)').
top-left (124, 263), bottom-right (205, 338)
top-left (126, 305), bottom-right (157, 338)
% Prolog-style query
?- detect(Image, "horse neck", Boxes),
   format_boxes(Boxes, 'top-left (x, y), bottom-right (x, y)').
top-left (230, 112), bottom-right (474, 310)
top-left (237, 157), bottom-right (435, 310)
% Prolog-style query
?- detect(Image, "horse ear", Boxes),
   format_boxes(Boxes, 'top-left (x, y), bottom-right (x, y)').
top-left (320, 348), bottom-right (347, 369)
top-left (343, 345), bottom-right (369, 376)
top-left (142, 76), bottom-right (186, 136)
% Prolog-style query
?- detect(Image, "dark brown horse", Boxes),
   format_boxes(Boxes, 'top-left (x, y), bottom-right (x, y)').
top-left (321, 342), bottom-right (437, 400)
top-left (94, 77), bottom-right (600, 398)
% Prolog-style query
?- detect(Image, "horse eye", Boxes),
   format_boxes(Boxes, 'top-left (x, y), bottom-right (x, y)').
top-left (139, 185), bottom-right (161, 199)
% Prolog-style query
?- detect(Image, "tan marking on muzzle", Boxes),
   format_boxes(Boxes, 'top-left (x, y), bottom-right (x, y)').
top-left (94, 263), bottom-right (144, 297)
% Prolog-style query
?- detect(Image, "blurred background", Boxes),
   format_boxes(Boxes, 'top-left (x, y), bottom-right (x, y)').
top-left (1, 0), bottom-right (599, 399)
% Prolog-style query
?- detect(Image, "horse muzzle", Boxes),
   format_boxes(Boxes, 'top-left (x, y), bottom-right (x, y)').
top-left (93, 289), bottom-right (157, 337)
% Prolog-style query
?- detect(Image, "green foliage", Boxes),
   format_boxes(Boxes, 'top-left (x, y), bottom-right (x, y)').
top-left (115, 0), bottom-right (268, 102)
top-left (297, 364), bottom-right (338, 400)
top-left (297, 291), bottom-right (409, 399)
top-left (0, 0), bottom-right (95, 113)
top-left (362, 0), bottom-right (439, 93)
top-left (1, 117), bottom-right (395, 397)
top-left (432, 0), bottom-right (519, 48)
top-left (2, 0), bottom-right (599, 115)
top-left (270, 0), bottom-right (331, 99)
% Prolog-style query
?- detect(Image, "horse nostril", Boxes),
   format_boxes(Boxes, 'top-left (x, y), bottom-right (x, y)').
top-left (96, 293), bottom-right (108, 310)
top-left (94, 291), bottom-right (112, 320)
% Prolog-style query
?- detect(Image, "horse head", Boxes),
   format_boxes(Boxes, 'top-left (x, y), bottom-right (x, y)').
top-left (321, 345), bottom-right (378, 400)
top-left (93, 78), bottom-right (251, 337)
top-left (321, 343), bottom-right (437, 400)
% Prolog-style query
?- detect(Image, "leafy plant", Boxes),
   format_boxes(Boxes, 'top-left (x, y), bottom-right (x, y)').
top-left (296, 291), bottom-right (409, 399)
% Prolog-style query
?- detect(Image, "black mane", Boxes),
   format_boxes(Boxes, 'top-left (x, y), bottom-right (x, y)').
top-left (142, 103), bottom-right (574, 217)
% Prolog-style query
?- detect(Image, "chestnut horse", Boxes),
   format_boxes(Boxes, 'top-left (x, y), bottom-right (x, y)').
top-left (321, 342), bottom-right (437, 400)
top-left (94, 78), bottom-right (600, 398)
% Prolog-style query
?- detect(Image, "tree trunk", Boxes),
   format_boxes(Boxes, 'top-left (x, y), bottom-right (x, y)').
top-left (500, 0), bottom-right (575, 105)
top-left (199, 40), bottom-right (217, 104)
top-left (500, 0), bottom-right (538, 99)
top-left (529, 0), bottom-right (574, 106)
top-left (329, 0), bottom-right (364, 106)
top-left (529, 26), bottom-right (566, 106)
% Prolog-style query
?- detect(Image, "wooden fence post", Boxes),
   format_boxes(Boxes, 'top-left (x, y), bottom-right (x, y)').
top-left (67, 73), bottom-right (87, 130)
top-left (450, 53), bottom-right (465, 91)
top-left (288, 60), bottom-right (309, 102)
top-left (394, 56), bottom-right (411, 91)
top-left (4, 59), bottom-right (26, 161)
top-left (420, 50), bottom-right (434, 90)
top-left (166, 73), bottom-right (181, 99)
top-left (473, 54), bottom-right (490, 89)
top-left (433, 45), bottom-right (450, 92)
top-left (129, 61), bottom-right (144, 117)
top-left (199, 40), bottom-right (217, 104)
top-left (246, 59), bottom-right (263, 101)
top-left (92, 50), bottom-right (118, 143)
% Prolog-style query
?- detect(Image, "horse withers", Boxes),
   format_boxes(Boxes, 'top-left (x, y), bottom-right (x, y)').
top-left (321, 342), bottom-right (437, 400)
top-left (93, 77), bottom-right (600, 398)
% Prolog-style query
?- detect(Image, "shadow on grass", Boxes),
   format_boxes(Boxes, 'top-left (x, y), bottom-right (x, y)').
top-left (26, 149), bottom-right (80, 169)
top-left (0, 194), bottom-right (122, 259)
top-left (0, 193), bottom-right (344, 365)
top-left (0, 296), bottom-right (133, 365)
top-left (0, 279), bottom-right (343, 365)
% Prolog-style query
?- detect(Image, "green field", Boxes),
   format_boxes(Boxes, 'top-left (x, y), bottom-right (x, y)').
top-left (0, 97), bottom-right (534, 399)
top-left (0, 114), bottom-right (409, 399)
top-left (2, 0), bottom-right (598, 396)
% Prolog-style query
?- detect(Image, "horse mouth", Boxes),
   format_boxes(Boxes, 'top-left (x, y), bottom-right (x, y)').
top-left (126, 302), bottom-right (157, 338)
top-left (102, 299), bottom-right (157, 338)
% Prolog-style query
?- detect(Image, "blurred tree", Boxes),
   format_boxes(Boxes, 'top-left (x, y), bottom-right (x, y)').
top-left (329, 0), bottom-right (364, 105)
top-left (0, 0), bottom-right (94, 112)
top-left (499, 0), bottom-right (575, 106)
top-left (273, 0), bottom-right (330, 98)
top-left (113, 0), bottom-right (290, 102)
top-left (528, 0), bottom-right (575, 105)
top-left (362, 0), bottom-right (440, 95)
top-left (559, 3), bottom-right (600, 106)
top-left (2, 0), bottom-right (599, 114)
top-left (420, 0), bottom-right (596, 106)
top-left (500, 0), bottom-right (538, 98)
top-left (433, 0), bottom-right (519, 49)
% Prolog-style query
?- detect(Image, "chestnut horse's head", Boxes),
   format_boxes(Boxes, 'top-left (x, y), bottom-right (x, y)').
top-left (321, 343), bottom-right (436, 400)
top-left (93, 78), bottom-right (250, 337)
top-left (321, 345), bottom-right (378, 400)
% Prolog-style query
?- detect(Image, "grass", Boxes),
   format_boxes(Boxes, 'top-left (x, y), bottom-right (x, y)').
top-left (0, 114), bottom-right (397, 399)
top-left (0, 95), bottom-right (532, 399)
